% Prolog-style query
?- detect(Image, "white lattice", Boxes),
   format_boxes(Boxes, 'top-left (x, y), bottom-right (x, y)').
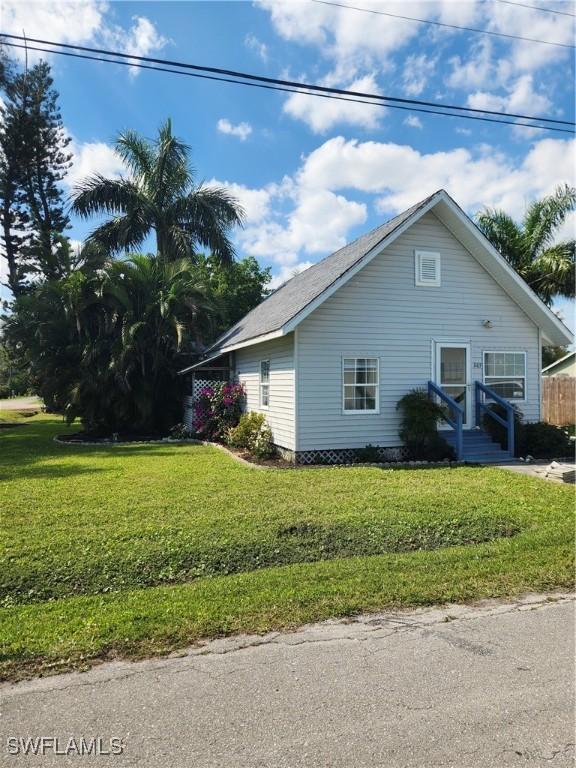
top-left (183, 379), bottom-right (224, 430)
top-left (295, 446), bottom-right (409, 465)
top-left (192, 378), bottom-right (218, 399)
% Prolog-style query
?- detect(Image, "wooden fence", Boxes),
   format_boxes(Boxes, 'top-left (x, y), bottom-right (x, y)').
top-left (542, 377), bottom-right (575, 426)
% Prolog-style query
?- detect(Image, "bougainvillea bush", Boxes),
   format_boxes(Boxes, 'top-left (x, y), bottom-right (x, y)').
top-left (192, 382), bottom-right (245, 441)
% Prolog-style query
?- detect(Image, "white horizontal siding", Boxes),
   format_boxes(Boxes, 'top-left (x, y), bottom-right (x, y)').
top-left (296, 211), bottom-right (540, 451)
top-left (235, 334), bottom-right (295, 450)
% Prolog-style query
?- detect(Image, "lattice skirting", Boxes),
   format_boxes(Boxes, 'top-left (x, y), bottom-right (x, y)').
top-left (289, 446), bottom-right (410, 465)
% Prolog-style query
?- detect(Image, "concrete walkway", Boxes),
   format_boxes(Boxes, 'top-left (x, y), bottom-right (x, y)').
top-left (494, 460), bottom-right (575, 483)
top-left (0, 396), bottom-right (42, 411)
top-left (1, 593), bottom-right (574, 767)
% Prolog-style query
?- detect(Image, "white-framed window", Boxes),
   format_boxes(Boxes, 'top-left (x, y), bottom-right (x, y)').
top-left (483, 351), bottom-right (526, 400)
top-left (259, 360), bottom-right (270, 409)
top-left (415, 250), bottom-right (441, 287)
top-left (343, 357), bottom-right (379, 414)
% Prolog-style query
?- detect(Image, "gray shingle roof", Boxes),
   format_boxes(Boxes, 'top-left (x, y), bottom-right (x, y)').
top-left (208, 190), bottom-right (440, 353)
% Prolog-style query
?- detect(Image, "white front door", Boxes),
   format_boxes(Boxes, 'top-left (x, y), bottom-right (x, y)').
top-left (435, 343), bottom-right (472, 429)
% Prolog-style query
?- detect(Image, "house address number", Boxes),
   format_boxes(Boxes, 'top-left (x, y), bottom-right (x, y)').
top-left (473, 362), bottom-right (483, 369)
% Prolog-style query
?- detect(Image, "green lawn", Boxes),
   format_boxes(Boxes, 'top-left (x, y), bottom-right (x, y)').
top-left (0, 415), bottom-right (574, 681)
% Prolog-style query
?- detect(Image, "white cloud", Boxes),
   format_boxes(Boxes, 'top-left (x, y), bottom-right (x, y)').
top-left (206, 179), bottom-right (273, 225)
top-left (244, 33), bottom-right (268, 61)
top-left (283, 72), bottom-right (384, 133)
top-left (240, 188), bottom-right (366, 266)
top-left (66, 139), bottom-right (124, 188)
top-left (402, 54), bottom-right (436, 97)
top-left (1, 2), bottom-right (167, 76)
top-left (102, 16), bottom-right (168, 78)
top-left (217, 135), bottom-right (574, 274)
top-left (467, 75), bottom-right (552, 118)
top-left (1, 1), bottom-right (105, 47)
top-left (403, 115), bottom-right (423, 129)
top-left (269, 261), bottom-right (314, 289)
top-left (295, 135), bottom-right (575, 221)
top-left (217, 119), bottom-right (253, 141)
top-left (258, 1), bottom-right (571, 142)
top-left (257, 0), bottom-right (430, 69)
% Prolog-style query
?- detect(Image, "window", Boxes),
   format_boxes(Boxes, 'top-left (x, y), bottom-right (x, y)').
top-left (415, 250), bottom-right (441, 287)
top-left (483, 351), bottom-right (526, 400)
top-left (343, 358), bottom-right (379, 413)
top-left (260, 360), bottom-right (270, 408)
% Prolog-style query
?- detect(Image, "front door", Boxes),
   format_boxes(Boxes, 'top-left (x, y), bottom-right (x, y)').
top-left (435, 343), bottom-right (472, 428)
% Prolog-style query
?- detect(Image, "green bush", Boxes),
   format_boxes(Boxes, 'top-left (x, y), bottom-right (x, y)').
top-left (397, 389), bottom-right (455, 461)
top-left (226, 412), bottom-right (276, 459)
top-left (482, 403), bottom-right (523, 454)
top-left (355, 444), bottom-right (382, 463)
top-left (520, 422), bottom-right (573, 459)
top-left (483, 404), bottom-right (573, 459)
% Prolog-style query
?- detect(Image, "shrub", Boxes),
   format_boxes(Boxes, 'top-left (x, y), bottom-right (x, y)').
top-left (520, 422), bottom-right (573, 459)
top-left (355, 444), bottom-right (382, 463)
top-left (482, 403), bottom-right (523, 454)
top-left (396, 389), bottom-right (455, 461)
top-left (192, 382), bottom-right (245, 441)
top-left (226, 412), bottom-right (276, 459)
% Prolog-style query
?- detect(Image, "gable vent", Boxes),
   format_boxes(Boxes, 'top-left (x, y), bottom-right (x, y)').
top-left (415, 250), bottom-right (441, 287)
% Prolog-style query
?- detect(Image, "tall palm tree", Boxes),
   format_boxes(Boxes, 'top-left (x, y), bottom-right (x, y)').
top-left (71, 119), bottom-right (244, 265)
top-left (476, 184), bottom-right (575, 305)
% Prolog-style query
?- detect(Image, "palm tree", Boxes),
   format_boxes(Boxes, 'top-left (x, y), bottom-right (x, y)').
top-left (71, 119), bottom-right (244, 265)
top-left (476, 184), bottom-right (575, 305)
top-left (69, 253), bottom-right (216, 433)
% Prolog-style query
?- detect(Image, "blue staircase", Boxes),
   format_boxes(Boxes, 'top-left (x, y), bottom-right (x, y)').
top-left (443, 429), bottom-right (512, 464)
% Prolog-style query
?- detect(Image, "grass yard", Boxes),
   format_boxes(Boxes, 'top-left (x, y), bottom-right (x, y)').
top-left (0, 415), bottom-right (574, 681)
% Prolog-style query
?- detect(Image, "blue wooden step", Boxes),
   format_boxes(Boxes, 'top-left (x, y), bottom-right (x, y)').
top-left (442, 429), bottom-right (512, 463)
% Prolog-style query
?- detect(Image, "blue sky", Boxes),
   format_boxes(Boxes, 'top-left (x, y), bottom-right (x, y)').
top-left (2, 0), bottom-right (575, 331)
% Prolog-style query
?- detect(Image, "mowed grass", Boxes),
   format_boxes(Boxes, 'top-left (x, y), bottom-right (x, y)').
top-left (0, 415), bottom-right (574, 680)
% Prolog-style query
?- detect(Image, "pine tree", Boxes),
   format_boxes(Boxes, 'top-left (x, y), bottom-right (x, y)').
top-left (0, 59), bottom-right (72, 294)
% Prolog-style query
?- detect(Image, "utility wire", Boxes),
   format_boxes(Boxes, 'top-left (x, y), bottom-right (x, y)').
top-left (311, 0), bottom-right (575, 48)
top-left (1, 32), bottom-right (574, 129)
top-left (3, 40), bottom-right (573, 135)
top-left (493, 0), bottom-right (576, 18)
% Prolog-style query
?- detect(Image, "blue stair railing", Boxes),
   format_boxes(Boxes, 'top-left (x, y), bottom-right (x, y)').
top-left (475, 381), bottom-right (515, 459)
top-left (427, 381), bottom-right (464, 460)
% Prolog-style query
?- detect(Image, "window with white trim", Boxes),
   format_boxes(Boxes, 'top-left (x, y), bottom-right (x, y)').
top-left (483, 351), bottom-right (526, 400)
top-left (343, 358), bottom-right (379, 413)
top-left (259, 360), bottom-right (270, 408)
top-left (415, 250), bottom-right (441, 287)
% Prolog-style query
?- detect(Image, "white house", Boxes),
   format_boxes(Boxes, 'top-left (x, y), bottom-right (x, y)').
top-left (182, 190), bottom-right (573, 463)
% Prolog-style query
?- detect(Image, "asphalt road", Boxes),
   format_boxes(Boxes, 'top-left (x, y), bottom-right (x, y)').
top-left (1, 593), bottom-right (573, 768)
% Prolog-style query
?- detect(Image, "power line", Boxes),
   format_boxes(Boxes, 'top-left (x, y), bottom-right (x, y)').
top-left (3, 40), bottom-right (573, 135)
top-left (1, 32), bottom-right (574, 130)
top-left (493, 0), bottom-right (576, 18)
top-left (311, 0), bottom-right (575, 48)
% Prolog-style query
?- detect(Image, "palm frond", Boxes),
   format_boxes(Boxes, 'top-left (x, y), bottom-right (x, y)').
top-left (173, 185), bottom-right (245, 265)
top-left (150, 119), bottom-right (192, 205)
top-left (476, 208), bottom-right (526, 268)
top-left (86, 210), bottom-right (151, 255)
top-left (523, 184), bottom-right (576, 257)
top-left (71, 176), bottom-right (143, 218)
top-left (526, 241), bottom-right (575, 304)
top-left (115, 129), bottom-right (155, 180)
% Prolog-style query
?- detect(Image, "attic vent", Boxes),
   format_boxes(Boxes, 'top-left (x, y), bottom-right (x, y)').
top-left (415, 250), bottom-right (441, 287)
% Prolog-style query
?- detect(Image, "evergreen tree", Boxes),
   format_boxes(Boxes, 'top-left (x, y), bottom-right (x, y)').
top-left (0, 59), bottom-right (72, 293)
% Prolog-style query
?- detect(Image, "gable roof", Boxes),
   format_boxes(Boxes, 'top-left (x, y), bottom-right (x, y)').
top-left (202, 189), bottom-right (572, 358)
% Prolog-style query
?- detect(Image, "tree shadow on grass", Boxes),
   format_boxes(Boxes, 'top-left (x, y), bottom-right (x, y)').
top-left (0, 420), bottom-right (214, 481)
